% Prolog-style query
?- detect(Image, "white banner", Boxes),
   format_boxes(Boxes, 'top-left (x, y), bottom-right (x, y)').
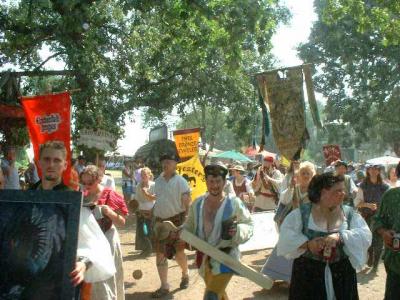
top-left (239, 211), bottom-right (278, 252)
top-left (77, 128), bottom-right (115, 151)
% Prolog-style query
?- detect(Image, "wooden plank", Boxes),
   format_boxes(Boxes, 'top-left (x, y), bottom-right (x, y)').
top-left (180, 229), bottom-right (273, 290)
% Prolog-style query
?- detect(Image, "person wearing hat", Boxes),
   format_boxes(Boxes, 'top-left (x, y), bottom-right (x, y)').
top-left (215, 161), bottom-right (236, 198)
top-left (122, 160), bottom-right (135, 204)
top-left (151, 152), bottom-right (191, 298)
top-left (334, 160), bottom-right (358, 206)
top-left (1, 145), bottom-right (20, 189)
top-left (231, 164), bottom-right (254, 210)
top-left (75, 155), bottom-right (86, 175)
top-left (184, 163), bottom-right (253, 300)
top-left (251, 155), bottom-right (283, 212)
top-left (354, 163), bottom-right (390, 270)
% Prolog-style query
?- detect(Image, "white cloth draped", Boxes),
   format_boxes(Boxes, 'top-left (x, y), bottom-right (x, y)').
top-left (77, 207), bottom-right (116, 283)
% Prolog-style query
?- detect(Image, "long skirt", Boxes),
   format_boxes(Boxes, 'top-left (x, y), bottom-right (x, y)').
top-left (135, 212), bottom-right (153, 252)
top-left (91, 226), bottom-right (125, 300)
top-left (289, 256), bottom-right (358, 300)
top-left (261, 247), bottom-right (293, 282)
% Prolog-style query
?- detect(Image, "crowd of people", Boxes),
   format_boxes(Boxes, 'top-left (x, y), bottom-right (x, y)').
top-left (1, 142), bottom-right (400, 300)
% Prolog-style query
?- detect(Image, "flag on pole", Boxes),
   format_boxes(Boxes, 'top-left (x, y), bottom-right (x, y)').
top-left (21, 92), bottom-right (71, 184)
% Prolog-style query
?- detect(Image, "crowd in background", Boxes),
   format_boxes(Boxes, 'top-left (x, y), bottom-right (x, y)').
top-left (1, 142), bottom-right (400, 300)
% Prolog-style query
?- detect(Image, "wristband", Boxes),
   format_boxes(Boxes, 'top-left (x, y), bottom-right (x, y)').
top-left (77, 256), bottom-right (93, 270)
top-left (338, 232), bottom-right (344, 244)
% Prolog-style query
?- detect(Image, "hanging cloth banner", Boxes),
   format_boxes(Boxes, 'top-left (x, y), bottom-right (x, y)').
top-left (257, 67), bottom-right (308, 160)
top-left (323, 144), bottom-right (342, 167)
top-left (176, 154), bottom-right (207, 201)
top-left (21, 92), bottom-right (71, 184)
top-left (303, 64), bottom-right (323, 129)
top-left (258, 87), bottom-right (270, 151)
top-left (173, 128), bottom-right (200, 159)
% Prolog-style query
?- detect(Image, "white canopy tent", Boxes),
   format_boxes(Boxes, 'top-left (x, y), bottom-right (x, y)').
top-left (366, 156), bottom-right (400, 168)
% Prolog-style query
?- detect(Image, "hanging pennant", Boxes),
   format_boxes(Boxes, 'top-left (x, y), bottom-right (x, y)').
top-left (21, 92), bottom-right (71, 184)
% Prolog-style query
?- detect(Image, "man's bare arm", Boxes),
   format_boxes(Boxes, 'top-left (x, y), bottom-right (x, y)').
top-left (181, 192), bottom-right (192, 215)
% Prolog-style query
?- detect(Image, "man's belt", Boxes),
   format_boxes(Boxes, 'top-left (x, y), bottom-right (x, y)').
top-left (258, 191), bottom-right (276, 198)
top-left (155, 211), bottom-right (186, 227)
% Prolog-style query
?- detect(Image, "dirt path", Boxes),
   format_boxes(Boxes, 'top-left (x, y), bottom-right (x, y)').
top-left (119, 216), bottom-right (386, 300)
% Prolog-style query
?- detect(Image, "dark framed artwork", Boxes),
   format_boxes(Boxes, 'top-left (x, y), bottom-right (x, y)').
top-left (0, 190), bottom-right (82, 300)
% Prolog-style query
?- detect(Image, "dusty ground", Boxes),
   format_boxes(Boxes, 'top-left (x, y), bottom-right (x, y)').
top-left (119, 215), bottom-right (387, 300)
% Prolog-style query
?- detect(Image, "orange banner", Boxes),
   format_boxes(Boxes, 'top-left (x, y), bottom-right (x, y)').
top-left (173, 128), bottom-right (200, 159)
top-left (21, 92), bottom-right (71, 184)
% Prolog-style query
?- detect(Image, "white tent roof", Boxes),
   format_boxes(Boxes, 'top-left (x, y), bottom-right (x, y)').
top-left (366, 156), bottom-right (400, 166)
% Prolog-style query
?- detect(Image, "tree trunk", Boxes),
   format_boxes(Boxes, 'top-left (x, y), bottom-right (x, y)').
top-left (201, 103), bottom-right (207, 150)
top-left (394, 141), bottom-right (400, 157)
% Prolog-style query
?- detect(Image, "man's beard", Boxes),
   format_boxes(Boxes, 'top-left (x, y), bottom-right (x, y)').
top-left (44, 175), bottom-right (60, 182)
top-left (209, 190), bottom-right (222, 197)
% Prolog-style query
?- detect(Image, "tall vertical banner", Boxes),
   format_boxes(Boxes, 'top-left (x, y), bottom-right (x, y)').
top-left (173, 128), bottom-right (200, 159)
top-left (257, 67), bottom-right (308, 160)
top-left (256, 64), bottom-right (323, 160)
top-left (21, 92), bottom-right (71, 184)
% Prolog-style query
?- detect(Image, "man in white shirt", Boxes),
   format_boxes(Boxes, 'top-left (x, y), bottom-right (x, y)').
top-left (152, 152), bottom-right (191, 298)
top-left (251, 156), bottom-right (283, 212)
top-left (97, 159), bottom-right (116, 190)
top-left (75, 155), bottom-right (86, 175)
top-left (1, 146), bottom-right (20, 189)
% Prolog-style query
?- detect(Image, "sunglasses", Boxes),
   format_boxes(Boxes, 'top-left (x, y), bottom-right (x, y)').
top-left (81, 179), bottom-right (96, 186)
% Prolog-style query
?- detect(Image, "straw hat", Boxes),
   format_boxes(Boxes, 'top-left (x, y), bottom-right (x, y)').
top-left (153, 221), bottom-right (178, 241)
top-left (231, 165), bottom-right (245, 172)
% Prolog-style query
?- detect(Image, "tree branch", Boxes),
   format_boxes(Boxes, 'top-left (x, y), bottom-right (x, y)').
top-left (191, 100), bottom-right (201, 125)
top-left (0, 70), bottom-right (75, 77)
top-left (33, 51), bottom-right (65, 72)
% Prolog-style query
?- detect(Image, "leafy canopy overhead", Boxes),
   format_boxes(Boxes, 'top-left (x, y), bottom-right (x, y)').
top-left (0, 0), bottom-right (289, 146)
top-left (323, 0), bottom-right (400, 46)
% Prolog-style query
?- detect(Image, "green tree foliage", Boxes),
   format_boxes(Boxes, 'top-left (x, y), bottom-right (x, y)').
top-left (323, 0), bottom-right (400, 46)
top-left (174, 102), bottom-right (263, 151)
top-left (298, 0), bottom-right (400, 155)
top-left (0, 0), bottom-right (289, 146)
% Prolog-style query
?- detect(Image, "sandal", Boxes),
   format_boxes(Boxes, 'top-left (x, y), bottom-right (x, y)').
top-left (151, 287), bottom-right (170, 298)
top-left (179, 276), bottom-right (189, 289)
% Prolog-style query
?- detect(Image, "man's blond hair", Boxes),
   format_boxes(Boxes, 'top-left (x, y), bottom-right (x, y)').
top-left (39, 140), bottom-right (67, 159)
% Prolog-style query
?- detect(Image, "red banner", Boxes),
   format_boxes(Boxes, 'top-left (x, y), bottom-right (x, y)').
top-left (323, 144), bottom-right (341, 167)
top-left (21, 92), bottom-right (71, 184)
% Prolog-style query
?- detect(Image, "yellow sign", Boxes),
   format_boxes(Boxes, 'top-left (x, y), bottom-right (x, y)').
top-left (177, 154), bottom-right (207, 201)
top-left (280, 155), bottom-right (291, 167)
top-left (173, 128), bottom-right (200, 159)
